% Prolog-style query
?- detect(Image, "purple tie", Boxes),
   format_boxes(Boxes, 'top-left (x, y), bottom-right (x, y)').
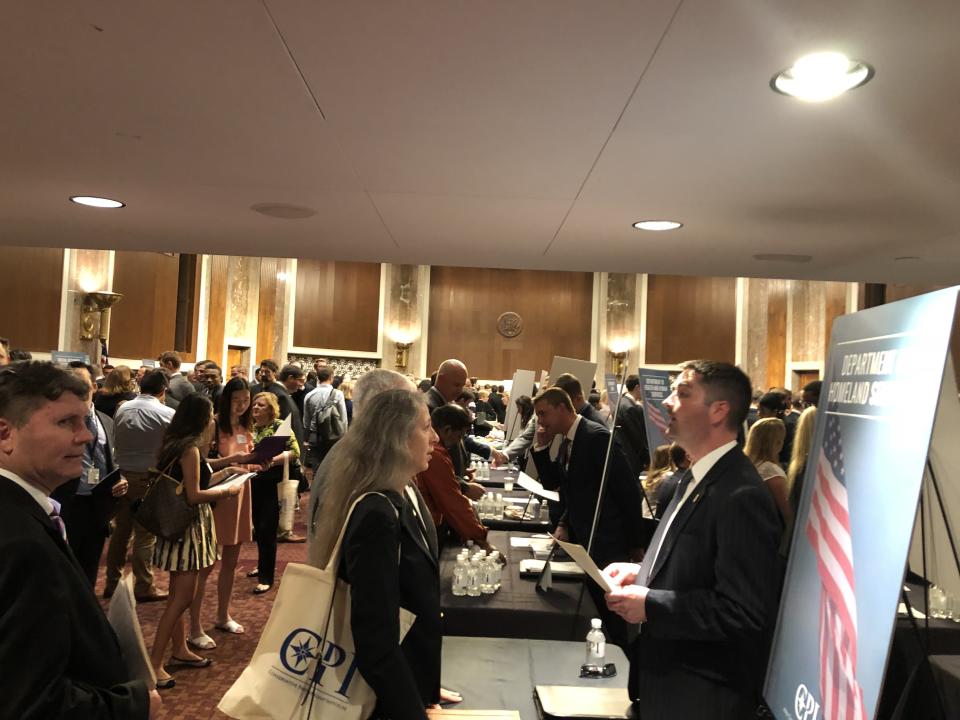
top-left (49, 498), bottom-right (68, 541)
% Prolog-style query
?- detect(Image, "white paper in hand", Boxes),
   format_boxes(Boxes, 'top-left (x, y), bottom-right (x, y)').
top-left (274, 414), bottom-right (292, 437)
top-left (555, 539), bottom-right (615, 592)
top-left (517, 472), bottom-right (560, 502)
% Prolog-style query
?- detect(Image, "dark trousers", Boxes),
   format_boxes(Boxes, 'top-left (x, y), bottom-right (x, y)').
top-left (251, 474), bottom-right (280, 585)
top-left (60, 495), bottom-right (108, 588)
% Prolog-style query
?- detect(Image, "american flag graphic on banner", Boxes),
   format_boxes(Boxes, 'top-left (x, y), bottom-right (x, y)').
top-left (648, 405), bottom-right (670, 434)
top-left (805, 413), bottom-right (866, 720)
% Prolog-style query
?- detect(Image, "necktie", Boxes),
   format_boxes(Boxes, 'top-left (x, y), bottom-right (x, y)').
top-left (49, 498), bottom-right (68, 541)
top-left (635, 469), bottom-right (693, 586)
top-left (84, 411), bottom-right (108, 479)
top-left (557, 437), bottom-right (571, 474)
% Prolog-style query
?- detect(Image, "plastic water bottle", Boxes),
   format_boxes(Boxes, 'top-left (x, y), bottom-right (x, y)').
top-left (490, 551), bottom-right (502, 590)
top-left (586, 618), bottom-right (606, 664)
top-left (481, 461), bottom-right (489, 480)
top-left (540, 500), bottom-right (550, 522)
top-left (467, 557), bottom-right (481, 596)
top-left (452, 556), bottom-right (467, 596)
top-left (930, 585), bottom-right (947, 619)
top-left (529, 497), bottom-right (540, 521)
top-left (495, 493), bottom-right (504, 517)
top-left (480, 557), bottom-right (494, 594)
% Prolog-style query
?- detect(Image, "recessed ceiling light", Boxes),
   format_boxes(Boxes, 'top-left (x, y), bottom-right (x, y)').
top-left (70, 195), bottom-right (125, 208)
top-left (771, 51), bottom-right (874, 102)
top-left (632, 220), bottom-right (682, 231)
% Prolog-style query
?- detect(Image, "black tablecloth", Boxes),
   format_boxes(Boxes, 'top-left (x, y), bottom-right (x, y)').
top-left (441, 530), bottom-right (596, 641)
top-left (479, 467), bottom-right (519, 488)
top-left (930, 655), bottom-right (960, 719)
top-left (441, 636), bottom-right (628, 720)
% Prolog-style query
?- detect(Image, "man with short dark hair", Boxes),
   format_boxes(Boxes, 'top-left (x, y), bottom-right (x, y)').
top-left (616, 374), bottom-right (649, 475)
top-left (0, 361), bottom-right (160, 719)
top-left (279, 364), bottom-right (308, 418)
top-left (158, 350), bottom-right (194, 409)
top-left (104, 369), bottom-right (174, 601)
top-left (488, 384), bottom-right (506, 424)
top-left (802, 379), bottom-right (822, 408)
top-left (553, 372), bottom-right (606, 425)
top-left (415, 405), bottom-right (494, 549)
top-left (250, 358), bottom-right (294, 420)
top-left (303, 366), bottom-right (348, 467)
top-left (605, 360), bottom-right (782, 720)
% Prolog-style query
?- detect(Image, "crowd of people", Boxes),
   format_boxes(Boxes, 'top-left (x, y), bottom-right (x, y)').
top-left (0, 336), bottom-right (826, 720)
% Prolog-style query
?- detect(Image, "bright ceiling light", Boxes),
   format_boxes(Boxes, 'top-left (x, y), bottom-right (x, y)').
top-left (70, 195), bottom-right (125, 208)
top-left (632, 220), bottom-right (682, 231)
top-left (772, 51), bottom-right (873, 102)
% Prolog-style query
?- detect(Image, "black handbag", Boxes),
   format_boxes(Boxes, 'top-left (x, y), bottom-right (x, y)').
top-left (133, 459), bottom-right (199, 541)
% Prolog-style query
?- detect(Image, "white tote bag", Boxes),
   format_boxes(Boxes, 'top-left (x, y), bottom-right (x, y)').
top-left (219, 493), bottom-right (414, 720)
top-left (278, 455), bottom-right (299, 533)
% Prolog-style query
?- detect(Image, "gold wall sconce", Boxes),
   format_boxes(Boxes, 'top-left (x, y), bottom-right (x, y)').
top-left (394, 342), bottom-right (411, 371)
top-left (80, 291), bottom-right (123, 341)
top-left (610, 351), bottom-right (627, 382)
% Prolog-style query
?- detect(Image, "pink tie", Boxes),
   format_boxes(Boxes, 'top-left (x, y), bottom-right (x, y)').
top-left (49, 498), bottom-right (68, 541)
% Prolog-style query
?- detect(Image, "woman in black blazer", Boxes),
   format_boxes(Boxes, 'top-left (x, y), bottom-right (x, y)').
top-left (310, 388), bottom-right (441, 720)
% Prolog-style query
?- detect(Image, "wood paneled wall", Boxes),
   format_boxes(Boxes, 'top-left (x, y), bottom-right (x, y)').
top-left (294, 261), bottom-right (381, 352)
top-left (427, 267), bottom-right (593, 379)
top-left (743, 278), bottom-right (788, 390)
top-left (645, 275), bottom-right (737, 364)
top-left (257, 258), bottom-right (280, 363)
top-left (790, 280), bottom-right (848, 363)
top-left (0, 246), bottom-right (63, 352)
top-left (110, 252), bottom-right (180, 360)
top-left (206, 256), bottom-right (230, 364)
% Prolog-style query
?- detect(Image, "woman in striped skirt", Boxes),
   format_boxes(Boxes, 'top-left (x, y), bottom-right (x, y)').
top-left (149, 393), bottom-right (246, 689)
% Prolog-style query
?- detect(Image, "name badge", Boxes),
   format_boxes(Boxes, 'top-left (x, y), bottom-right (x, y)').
top-left (237, 434), bottom-right (247, 444)
top-left (88, 468), bottom-right (100, 486)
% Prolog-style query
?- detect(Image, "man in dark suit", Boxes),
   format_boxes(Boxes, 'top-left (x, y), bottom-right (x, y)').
top-left (530, 387), bottom-right (646, 648)
top-left (0, 361), bottom-right (159, 719)
top-left (605, 360), bottom-right (782, 720)
top-left (616, 374), bottom-right (650, 476)
top-left (53, 361), bottom-right (128, 588)
top-left (488, 384), bottom-right (507, 424)
top-left (553, 372), bottom-right (607, 426)
top-left (250, 358), bottom-right (295, 420)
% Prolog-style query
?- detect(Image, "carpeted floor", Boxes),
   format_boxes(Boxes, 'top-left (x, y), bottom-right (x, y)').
top-left (96, 511), bottom-right (311, 720)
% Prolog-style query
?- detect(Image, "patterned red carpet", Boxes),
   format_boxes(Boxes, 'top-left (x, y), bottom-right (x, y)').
top-left (96, 512), bottom-right (311, 720)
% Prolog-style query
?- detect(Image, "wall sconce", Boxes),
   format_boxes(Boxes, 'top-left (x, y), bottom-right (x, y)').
top-left (609, 351), bottom-right (627, 382)
top-left (80, 291), bottom-right (123, 341)
top-left (394, 342), bottom-right (411, 371)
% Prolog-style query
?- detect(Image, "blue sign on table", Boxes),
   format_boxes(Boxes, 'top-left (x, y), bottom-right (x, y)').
top-left (765, 286), bottom-right (959, 720)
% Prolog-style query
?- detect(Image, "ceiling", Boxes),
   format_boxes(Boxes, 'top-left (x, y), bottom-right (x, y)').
top-left (2, 1), bottom-right (959, 284)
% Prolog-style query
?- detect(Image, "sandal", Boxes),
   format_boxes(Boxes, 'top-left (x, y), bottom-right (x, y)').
top-left (246, 568), bottom-right (259, 578)
top-left (253, 583), bottom-right (272, 594)
top-left (215, 619), bottom-right (245, 634)
top-left (168, 656), bottom-right (213, 669)
top-left (156, 676), bottom-right (176, 690)
top-left (187, 633), bottom-right (217, 650)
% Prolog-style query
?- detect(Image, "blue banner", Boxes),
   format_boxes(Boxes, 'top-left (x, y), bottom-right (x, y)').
top-left (638, 368), bottom-right (672, 455)
top-left (765, 286), bottom-right (960, 720)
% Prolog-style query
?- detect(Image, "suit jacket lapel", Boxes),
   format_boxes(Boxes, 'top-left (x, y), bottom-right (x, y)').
top-left (394, 488), bottom-right (437, 569)
top-left (0, 476), bottom-right (81, 565)
top-left (648, 448), bottom-right (737, 583)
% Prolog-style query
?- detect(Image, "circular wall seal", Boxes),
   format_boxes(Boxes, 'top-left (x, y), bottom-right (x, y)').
top-left (497, 311), bottom-right (523, 338)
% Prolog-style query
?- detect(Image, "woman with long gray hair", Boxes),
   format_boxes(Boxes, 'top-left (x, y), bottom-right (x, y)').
top-left (311, 388), bottom-right (441, 720)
